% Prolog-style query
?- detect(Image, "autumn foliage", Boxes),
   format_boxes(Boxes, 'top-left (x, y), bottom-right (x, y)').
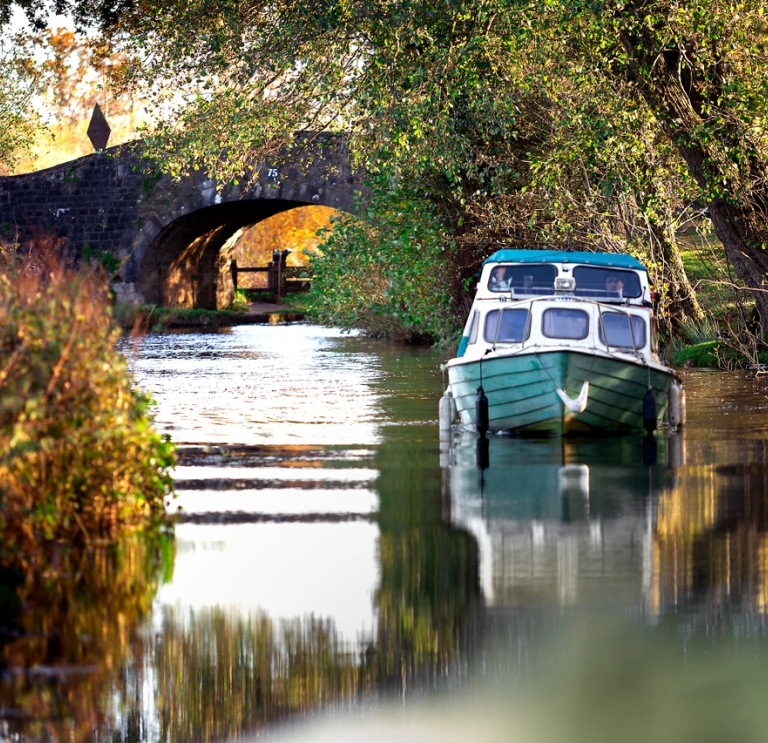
top-left (0, 242), bottom-right (174, 565)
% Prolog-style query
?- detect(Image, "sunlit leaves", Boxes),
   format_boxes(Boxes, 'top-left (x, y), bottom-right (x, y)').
top-left (0, 33), bottom-right (42, 172)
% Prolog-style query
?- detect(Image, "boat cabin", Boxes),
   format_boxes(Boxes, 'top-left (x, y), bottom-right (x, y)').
top-left (474, 249), bottom-right (652, 305)
top-left (457, 250), bottom-right (659, 361)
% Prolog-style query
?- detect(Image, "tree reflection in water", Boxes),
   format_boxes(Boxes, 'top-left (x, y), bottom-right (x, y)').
top-left (149, 608), bottom-right (365, 741)
top-left (651, 438), bottom-right (768, 622)
top-left (0, 534), bottom-right (174, 741)
top-left (130, 424), bottom-right (480, 741)
top-left (374, 424), bottom-right (481, 690)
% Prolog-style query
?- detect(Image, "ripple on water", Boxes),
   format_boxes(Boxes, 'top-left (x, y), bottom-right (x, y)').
top-left (126, 325), bottom-right (385, 446)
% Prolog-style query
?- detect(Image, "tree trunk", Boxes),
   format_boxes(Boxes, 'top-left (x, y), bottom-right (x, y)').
top-left (646, 218), bottom-right (703, 333)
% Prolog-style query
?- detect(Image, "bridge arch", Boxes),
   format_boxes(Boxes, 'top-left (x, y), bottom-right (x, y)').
top-left (138, 199), bottom-right (328, 309)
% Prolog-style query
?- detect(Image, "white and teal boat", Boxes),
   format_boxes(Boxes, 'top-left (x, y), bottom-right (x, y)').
top-left (442, 250), bottom-right (685, 435)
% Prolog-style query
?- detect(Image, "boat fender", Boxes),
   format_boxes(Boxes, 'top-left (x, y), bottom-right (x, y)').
top-left (642, 434), bottom-right (658, 467)
top-left (439, 390), bottom-right (455, 438)
top-left (668, 432), bottom-right (685, 469)
top-left (668, 381), bottom-right (684, 429)
top-left (475, 386), bottom-right (489, 436)
top-left (642, 389), bottom-right (657, 433)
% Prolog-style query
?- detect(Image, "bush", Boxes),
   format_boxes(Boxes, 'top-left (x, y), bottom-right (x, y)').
top-left (0, 244), bottom-right (174, 565)
top-left (306, 174), bottom-right (457, 344)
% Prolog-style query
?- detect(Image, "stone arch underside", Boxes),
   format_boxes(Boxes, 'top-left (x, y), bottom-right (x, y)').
top-left (138, 199), bottom-right (311, 309)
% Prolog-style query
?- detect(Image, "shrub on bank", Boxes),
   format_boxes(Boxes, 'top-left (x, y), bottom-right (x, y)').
top-left (0, 245), bottom-right (174, 565)
top-left (307, 175), bottom-right (457, 344)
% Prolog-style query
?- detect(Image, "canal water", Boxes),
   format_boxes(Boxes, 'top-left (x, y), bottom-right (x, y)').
top-left (4, 322), bottom-right (768, 742)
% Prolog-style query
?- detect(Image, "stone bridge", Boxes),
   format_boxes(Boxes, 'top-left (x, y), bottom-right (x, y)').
top-left (0, 132), bottom-right (361, 308)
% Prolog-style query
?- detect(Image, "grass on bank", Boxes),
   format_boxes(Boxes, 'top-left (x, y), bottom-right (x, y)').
top-left (0, 244), bottom-right (175, 568)
top-left (115, 304), bottom-right (246, 332)
top-left (673, 228), bottom-right (765, 369)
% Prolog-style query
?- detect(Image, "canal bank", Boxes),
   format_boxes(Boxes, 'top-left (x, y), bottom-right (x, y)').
top-left (116, 300), bottom-right (306, 332)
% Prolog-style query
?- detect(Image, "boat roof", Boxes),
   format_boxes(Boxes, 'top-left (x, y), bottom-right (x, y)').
top-left (483, 249), bottom-right (647, 271)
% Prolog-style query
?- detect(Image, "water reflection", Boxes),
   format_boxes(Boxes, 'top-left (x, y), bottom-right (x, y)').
top-left (443, 432), bottom-right (677, 608)
top-left (158, 522), bottom-right (379, 643)
top-left (8, 323), bottom-right (768, 742)
top-left (126, 327), bottom-right (384, 446)
top-left (146, 606), bottom-right (368, 741)
top-left (0, 536), bottom-right (173, 742)
top-left (123, 326), bottom-right (478, 740)
top-left (652, 439), bottom-right (768, 625)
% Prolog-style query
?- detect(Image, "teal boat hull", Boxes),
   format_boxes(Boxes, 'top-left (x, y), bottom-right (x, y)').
top-left (447, 349), bottom-right (676, 434)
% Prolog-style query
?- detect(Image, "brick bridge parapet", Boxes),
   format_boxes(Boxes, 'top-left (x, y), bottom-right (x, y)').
top-left (0, 132), bottom-right (361, 308)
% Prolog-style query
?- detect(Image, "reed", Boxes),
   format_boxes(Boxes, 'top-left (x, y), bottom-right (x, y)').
top-left (0, 241), bottom-right (174, 567)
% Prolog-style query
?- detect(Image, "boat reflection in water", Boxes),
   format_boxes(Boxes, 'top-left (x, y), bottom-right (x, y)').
top-left (441, 430), bottom-right (682, 611)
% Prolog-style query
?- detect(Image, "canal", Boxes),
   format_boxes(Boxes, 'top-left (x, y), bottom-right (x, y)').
top-left (4, 321), bottom-right (768, 742)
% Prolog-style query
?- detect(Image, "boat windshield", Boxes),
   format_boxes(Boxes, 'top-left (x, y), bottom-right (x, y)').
top-left (484, 308), bottom-right (530, 343)
top-left (488, 264), bottom-right (557, 293)
top-left (599, 312), bottom-right (646, 349)
top-left (542, 308), bottom-right (589, 340)
top-left (572, 267), bottom-right (642, 298)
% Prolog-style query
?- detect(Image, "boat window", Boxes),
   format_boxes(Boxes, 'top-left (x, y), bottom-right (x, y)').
top-left (468, 310), bottom-right (480, 344)
top-left (484, 308), bottom-right (530, 343)
top-left (599, 312), bottom-right (647, 349)
top-left (488, 264), bottom-right (557, 293)
top-left (542, 308), bottom-right (589, 340)
top-left (572, 267), bottom-right (642, 298)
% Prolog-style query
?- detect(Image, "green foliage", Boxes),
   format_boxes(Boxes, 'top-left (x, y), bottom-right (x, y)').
top-left (306, 174), bottom-right (456, 343)
top-left (672, 341), bottom-right (724, 368)
top-left (0, 244), bottom-right (175, 565)
top-left (668, 314), bottom-right (724, 367)
top-left (678, 315), bottom-right (721, 346)
top-left (237, 288), bottom-right (271, 302)
top-left (80, 242), bottom-right (121, 276)
top-left (230, 288), bottom-right (250, 312)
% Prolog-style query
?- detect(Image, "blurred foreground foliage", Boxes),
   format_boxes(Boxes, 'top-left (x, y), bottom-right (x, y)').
top-left (0, 243), bottom-right (175, 569)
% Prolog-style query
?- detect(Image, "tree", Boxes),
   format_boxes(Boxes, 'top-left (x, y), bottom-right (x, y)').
top-left (548, 0), bottom-right (768, 329)
top-left (514, 25), bottom-right (705, 329)
top-left (13, 0), bottom-right (762, 341)
top-left (0, 33), bottom-right (41, 173)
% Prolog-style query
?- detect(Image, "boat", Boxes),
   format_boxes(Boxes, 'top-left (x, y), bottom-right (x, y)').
top-left (441, 249), bottom-right (685, 435)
